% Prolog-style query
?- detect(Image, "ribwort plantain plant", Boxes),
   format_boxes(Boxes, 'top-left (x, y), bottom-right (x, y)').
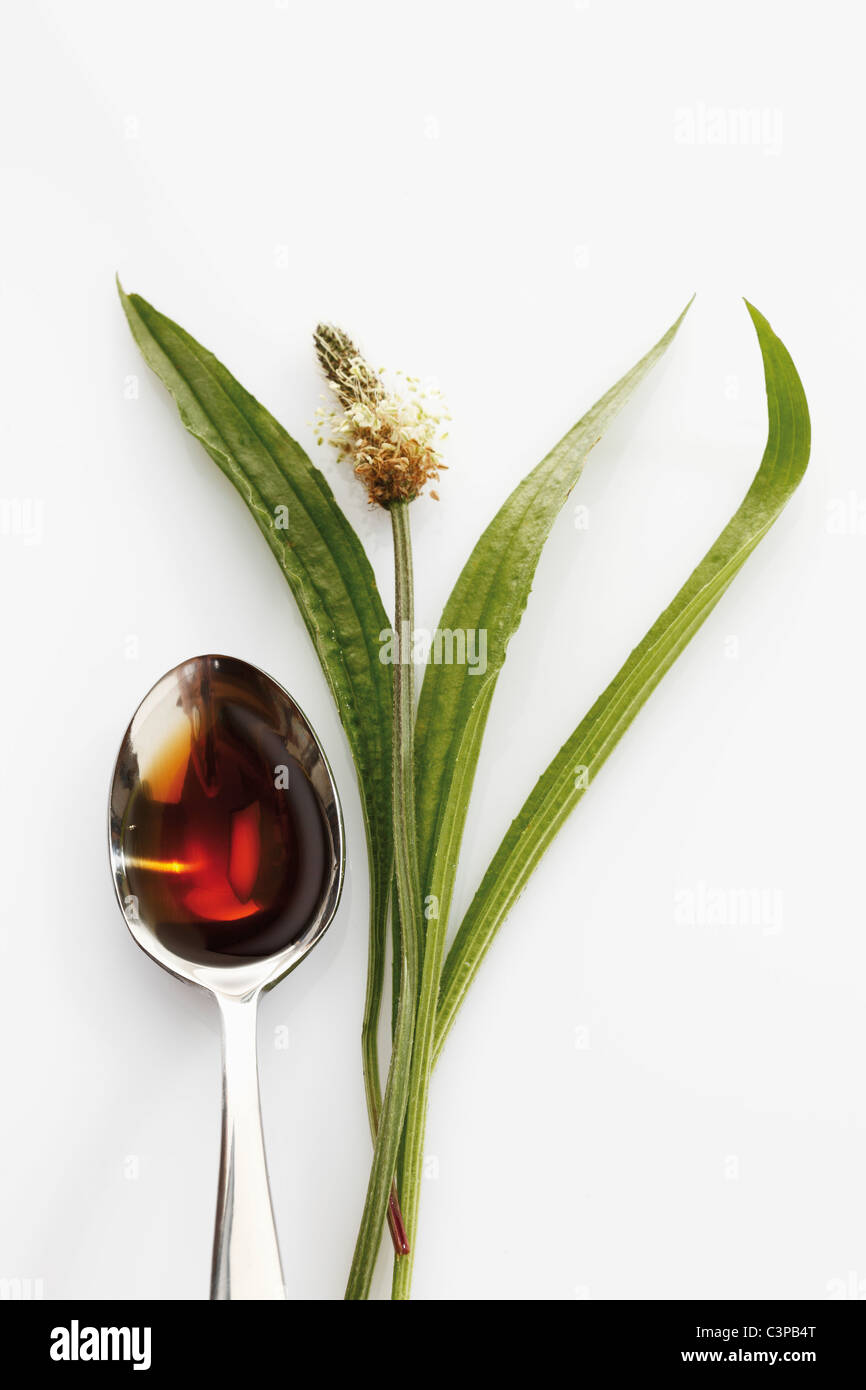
top-left (119, 283), bottom-right (810, 1299)
top-left (312, 323), bottom-right (448, 1290)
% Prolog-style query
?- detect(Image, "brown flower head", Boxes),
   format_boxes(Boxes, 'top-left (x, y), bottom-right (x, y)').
top-left (313, 323), bottom-right (447, 508)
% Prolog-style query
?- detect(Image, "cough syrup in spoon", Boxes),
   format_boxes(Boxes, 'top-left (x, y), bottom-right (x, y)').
top-left (109, 654), bottom-right (344, 1298)
top-left (122, 671), bottom-right (330, 963)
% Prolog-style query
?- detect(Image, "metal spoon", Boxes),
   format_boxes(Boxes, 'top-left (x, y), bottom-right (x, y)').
top-left (108, 654), bottom-right (344, 1300)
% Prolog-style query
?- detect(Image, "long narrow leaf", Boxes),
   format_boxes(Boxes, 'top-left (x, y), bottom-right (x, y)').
top-left (435, 301), bottom-right (810, 1058)
top-left (414, 301), bottom-right (692, 916)
top-left (117, 284), bottom-right (394, 1067)
top-left (392, 301), bottom-right (692, 1294)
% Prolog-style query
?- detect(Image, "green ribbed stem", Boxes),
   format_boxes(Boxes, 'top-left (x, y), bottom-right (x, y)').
top-left (345, 501), bottom-right (419, 1299)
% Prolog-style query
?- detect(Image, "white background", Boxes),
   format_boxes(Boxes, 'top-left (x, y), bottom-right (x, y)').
top-left (1, 0), bottom-right (864, 1302)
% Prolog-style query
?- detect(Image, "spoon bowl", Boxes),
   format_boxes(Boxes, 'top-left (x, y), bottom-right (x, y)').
top-left (108, 654), bottom-right (344, 1299)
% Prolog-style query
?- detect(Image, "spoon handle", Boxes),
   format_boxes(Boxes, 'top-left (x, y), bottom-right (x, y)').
top-left (211, 992), bottom-right (286, 1300)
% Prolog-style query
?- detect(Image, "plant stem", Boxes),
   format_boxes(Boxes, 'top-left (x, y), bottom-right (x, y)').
top-left (390, 856), bottom-right (452, 1298)
top-left (345, 500), bottom-right (420, 1298)
top-left (360, 867), bottom-right (409, 1254)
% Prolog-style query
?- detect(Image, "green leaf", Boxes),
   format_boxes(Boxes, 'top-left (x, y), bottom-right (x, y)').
top-left (434, 300), bottom-right (810, 1059)
top-left (391, 300), bottom-right (692, 1297)
top-left (414, 300), bottom-right (692, 908)
top-left (117, 283), bottom-right (394, 1087)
